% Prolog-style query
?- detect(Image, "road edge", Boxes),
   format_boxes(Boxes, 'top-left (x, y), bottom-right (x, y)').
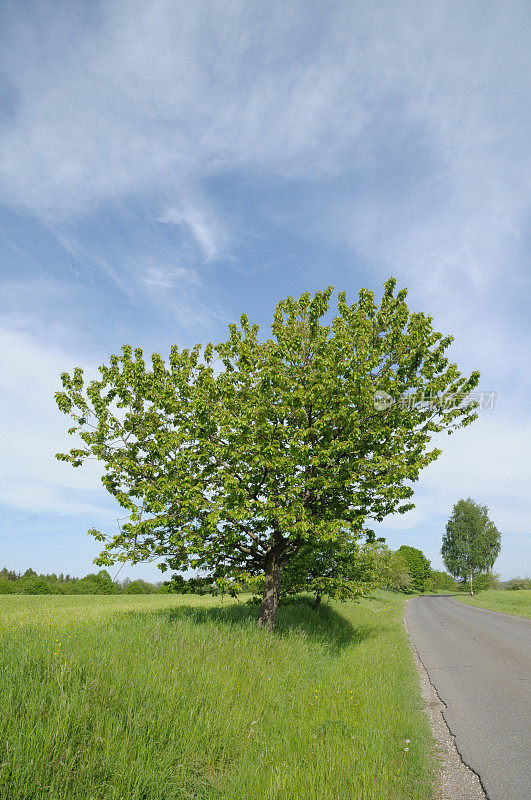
top-left (449, 595), bottom-right (531, 621)
top-left (404, 599), bottom-right (488, 800)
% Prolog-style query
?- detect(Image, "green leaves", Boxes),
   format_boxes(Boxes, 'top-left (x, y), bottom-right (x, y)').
top-left (396, 545), bottom-right (431, 592)
top-left (55, 280), bottom-right (481, 596)
top-left (442, 497), bottom-right (501, 582)
top-left (280, 533), bottom-right (386, 603)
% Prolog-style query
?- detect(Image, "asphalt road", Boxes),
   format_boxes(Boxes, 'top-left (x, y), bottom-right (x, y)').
top-left (406, 596), bottom-right (531, 800)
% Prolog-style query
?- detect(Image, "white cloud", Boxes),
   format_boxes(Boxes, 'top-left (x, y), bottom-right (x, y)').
top-left (372, 415), bottom-right (531, 577)
top-left (143, 264), bottom-right (198, 289)
top-left (0, 326), bottom-right (110, 514)
top-left (159, 205), bottom-right (229, 262)
top-left (389, 416), bottom-right (531, 531)
top-left (0, 481), bottom-right (111, 517)
top-left (1, 0), bottom-right (527, 288)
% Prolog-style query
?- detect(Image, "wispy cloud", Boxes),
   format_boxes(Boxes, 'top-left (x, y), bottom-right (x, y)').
top-left (0, 326), bottom-right (110, 514)
top-left (159, 205), bottom-right (229, 262)
top-left (143, 264), bottom-right (199, 289)
top-left (371, 414), bottom-right (531, 577)
top-left (0, 1), bottom-right (528, 292)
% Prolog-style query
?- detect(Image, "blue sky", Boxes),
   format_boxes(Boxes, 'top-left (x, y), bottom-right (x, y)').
top-left (0, 0), bottom-right (530, 581)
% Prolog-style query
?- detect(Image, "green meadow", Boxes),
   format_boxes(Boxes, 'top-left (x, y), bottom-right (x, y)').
top-left (454, 588), bottom-right (531, 618)
top-left (1, 591), bottom-right (436, 800)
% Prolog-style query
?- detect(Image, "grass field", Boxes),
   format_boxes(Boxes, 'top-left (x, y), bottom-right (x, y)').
top-left (454, 588), bottom-right (531, 618)
top-left (0, 591), bottom-right (437, 800)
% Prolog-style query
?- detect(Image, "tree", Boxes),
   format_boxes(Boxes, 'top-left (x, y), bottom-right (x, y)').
top-left (430, 570), bottom-right (457, 591)
top-left (441, 498), bottom-right (501, 595)
top-left (279, 532), bottom-right (386, 609)
top-left (381, 550), bottom-right (413, 592)
top-left (55, 280), bottom-right (480, 630)
top-left (396, 545), bottom-right (432, 592)
top-left (14, 576), bottom-right (54, 595)
top-left (505, 577), bottom-right (531, 590)
top-left (122, 579), bottom-right (157, 594)
top-left (161, 575), bottom-right (222, 595)
top-left (1, 567), bottom-right (19, 581)
top-left (72, 570), bottom-right (117, 595)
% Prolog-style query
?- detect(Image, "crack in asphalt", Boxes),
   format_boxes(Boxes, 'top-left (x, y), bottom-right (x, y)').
top-left (405, 609), bottom-right (488, 800)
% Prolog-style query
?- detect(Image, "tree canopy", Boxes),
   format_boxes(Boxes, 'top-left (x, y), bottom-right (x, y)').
top-left (276, 532), bottom-right (389, 609)
top-left (441, 497), bottom-right (501, 594)
top-left (396, 545), bottom-right (432, 592)
top-left (55, 279), bottom-right (480, 629)
top-left (429, 570), bottom-right (457, 591)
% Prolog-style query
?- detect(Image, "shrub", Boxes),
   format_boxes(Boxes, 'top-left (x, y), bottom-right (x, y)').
top-left (383, 551), bottom-right (412, 592)
top-left (430, 570), bottom-right (457, 591)
top-left (0, 577), bottom-right (16, 594)
top-left (472, 572), bottom-right (499, 591)
top-left (505, 576), bottom-right (531, 590)
top-left (457, 571), bottom-right (500, 592)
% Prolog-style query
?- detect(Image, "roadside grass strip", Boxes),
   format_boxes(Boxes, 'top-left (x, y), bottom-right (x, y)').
top-left (454, 588), bottom-right (531, 618)
top-left (1, 591), bottom-right (436, 800)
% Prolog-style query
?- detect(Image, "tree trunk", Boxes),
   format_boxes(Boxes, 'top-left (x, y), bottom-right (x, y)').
top-left (257, 547), bottom-right (284, 632)
top-left (469, 572), bottom-right (474, 595)
top-left (312, 594), bottom-right (322, 610)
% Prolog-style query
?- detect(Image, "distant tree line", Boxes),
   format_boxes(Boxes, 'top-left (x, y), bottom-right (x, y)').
top-left (1, 556), bottom-right (522, 598)
top-left (0, 568), bottom-right (160, 595)
top-left (504, 577), bottom-right (531, 590)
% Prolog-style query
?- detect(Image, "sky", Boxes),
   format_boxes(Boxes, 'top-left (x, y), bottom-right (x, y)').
top-left (0, 0), bottom-right (530, 582)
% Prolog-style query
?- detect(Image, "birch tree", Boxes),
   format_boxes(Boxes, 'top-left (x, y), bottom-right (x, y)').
top-left (441, 498), bottom-right (501, 594)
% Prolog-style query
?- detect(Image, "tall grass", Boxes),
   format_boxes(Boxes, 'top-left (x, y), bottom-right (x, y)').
top-left (454, 588), bottom-right (531, 618)
top-left (0, 591), bottom-right (436, 799)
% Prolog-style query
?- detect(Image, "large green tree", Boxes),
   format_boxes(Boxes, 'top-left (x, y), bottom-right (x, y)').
top-left (55, 280), bottom-right (480, 630)
top-left (441, 498), bottom-right (501, 594)
top-left (396, 545), bottom-right (432, 592)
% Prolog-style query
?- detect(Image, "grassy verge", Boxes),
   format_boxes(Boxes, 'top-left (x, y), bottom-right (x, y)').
top-left (454, 588), bottom-right (531, 618)
top-left (0, 591), bottom-right (436, 800)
